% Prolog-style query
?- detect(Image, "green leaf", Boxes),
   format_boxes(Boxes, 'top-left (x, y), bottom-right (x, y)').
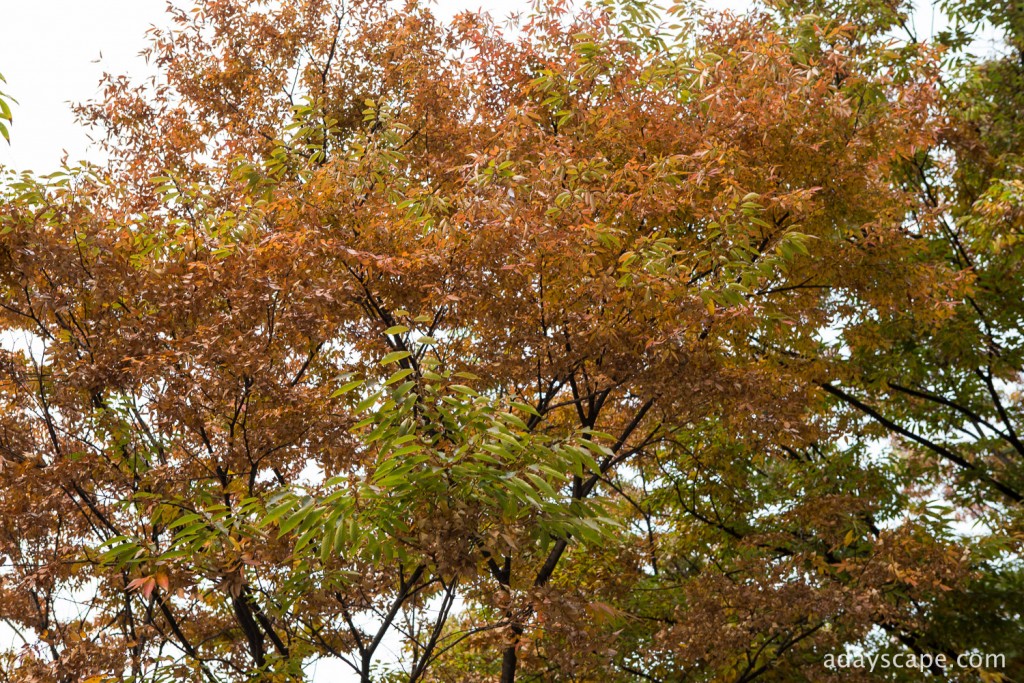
top-left (355, 390), bottom-right (383, 413)
top-left (167, 513), bottom-right (204, 529)
top-left (278, 499), bottom-right (315, 536)
top-left (388, 443), bottom-right (423, 457)
top-left (511, 401), bottom-right (541, 417)
top-left (526, 472), bottom-right (558, 498)
top-left (294, 524), bottom-right (321, 552)
top-left (380, 350), bottom-right (412, 365)
top-left (260, 499), bottom-right (297, 528)
top-left (331, 379), bottom-right (364, 397)
top-left (384, 368), bottom-right (415, 386)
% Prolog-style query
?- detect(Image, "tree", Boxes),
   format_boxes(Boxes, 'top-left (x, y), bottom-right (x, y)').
top-left (728, 0), bottom-right (1024, 678)
top-left (0, 0), bottom-right (1019, 681)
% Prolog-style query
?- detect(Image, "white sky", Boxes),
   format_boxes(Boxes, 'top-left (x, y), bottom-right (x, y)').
top-left (0, 0), bottom-right (167, 171)
top-left (0, 0), bottom-right (964, 173)
top-left (0, 0), bottom-right (745, 173)
top-left (0, 0), bottom-right (567, 172)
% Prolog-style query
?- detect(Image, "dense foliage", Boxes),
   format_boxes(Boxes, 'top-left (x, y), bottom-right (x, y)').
top-left (0, 0), bottom-right (1021, 681)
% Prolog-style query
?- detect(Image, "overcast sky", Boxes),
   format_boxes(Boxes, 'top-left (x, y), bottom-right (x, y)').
top-left (0, 0), bottom-right (751, 173)
top-left (0, 0), bottom-right (165, 171)
top-left (0, 0), bottom-right (963, 174)
top-left (0, 0), bottom-right (574, 172)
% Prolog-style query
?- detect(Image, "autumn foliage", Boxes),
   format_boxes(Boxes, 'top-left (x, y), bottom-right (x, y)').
top-left (0, 0), bottom-right (1022, 681)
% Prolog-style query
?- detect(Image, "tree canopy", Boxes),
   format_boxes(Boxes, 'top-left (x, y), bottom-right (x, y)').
top-left (0, 0), bottom-right (1021, 681)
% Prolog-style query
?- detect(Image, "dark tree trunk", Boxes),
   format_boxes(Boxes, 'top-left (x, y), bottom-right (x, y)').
top-left (500, 644), bottom-right (518, 683)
